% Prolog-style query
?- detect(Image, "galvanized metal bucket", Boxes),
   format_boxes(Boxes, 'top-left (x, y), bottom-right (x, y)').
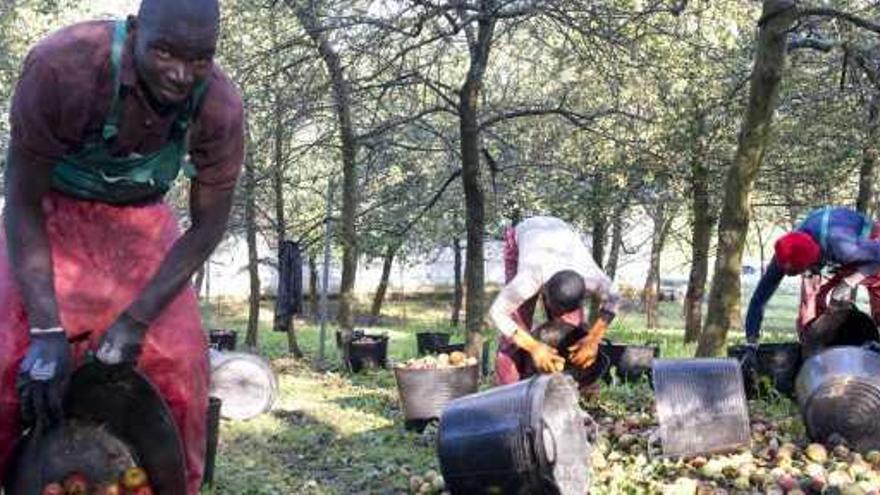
top-left (652, 358), bottom-right (751, 457)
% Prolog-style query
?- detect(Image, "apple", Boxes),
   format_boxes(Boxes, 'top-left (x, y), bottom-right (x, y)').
top-left (92, 482), bottom-right (123, 495)
top-left (120, 467), bottom-right (148, 490)
top-left (63, 472), bottom-right (89, 495)
top-left (131, 486), bottom-right (154, 495)
top-left (41, 482), bottom-right (64, 495)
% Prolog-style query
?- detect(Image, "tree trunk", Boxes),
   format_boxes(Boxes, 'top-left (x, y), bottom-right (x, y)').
top-left (697, 0), bottom-right (797, 356)
top-left (309, 254), bottom-right (319, 321)
top-left (589, 214), bottom-right (608, 322)
top-left (460, 12), bottom-right (496, 358)
top-left (857, 137), bottom-right (878, 217)
top-left (296, 5), bottom-right (359, 355)
top-left (271, 88), bottom-right (303, 358)
top-left (370, 244), bottom-right (398, 320)
top-left (684, 120), bottom-right (714, 343)
top-left (605, 201), bottom-right (627, 280)
top-left (451, 237), bottom-right (463, 327)
top-left (244, 130), bottom-right (261, 349)
top-left (644, 203), bottom-right (673, 329)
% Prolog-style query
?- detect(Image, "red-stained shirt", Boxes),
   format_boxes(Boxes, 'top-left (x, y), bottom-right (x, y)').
top-left (9, 20), bottom-right (244, 192)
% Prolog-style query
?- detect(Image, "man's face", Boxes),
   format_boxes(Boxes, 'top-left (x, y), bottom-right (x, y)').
top-left (781, 263), bottom-right (806, 276)
top-left (133, 16), bottom-right (217, 106)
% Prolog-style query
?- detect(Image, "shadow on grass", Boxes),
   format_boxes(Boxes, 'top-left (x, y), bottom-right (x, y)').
top-left (212, 407), bottom-right (435, 495)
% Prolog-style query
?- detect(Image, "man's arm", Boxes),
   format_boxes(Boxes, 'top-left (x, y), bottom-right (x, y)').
top-left (123, 182), bottom-right (233, 325)
top-left (4, 147), bottom-right (60, 330)
top-left (583, 274), bottom-right (620, 322)
top-left (488, 270), bottom-right (542, 337)
top-left (744, 257), bottom-right (784, 343)
top-left (832, 235), bottom-right (880, 267)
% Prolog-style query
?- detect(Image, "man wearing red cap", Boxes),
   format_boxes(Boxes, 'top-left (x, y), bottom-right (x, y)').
top-left (745, 206), bottom-right (880, 352)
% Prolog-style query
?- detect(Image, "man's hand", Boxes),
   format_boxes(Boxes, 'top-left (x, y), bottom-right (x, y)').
top-left (96, 312), bottom-right (149, 366)
top-left (511, 329), bottom-right (565, 374)
top-left (568, 319), bottom-right (608, 369)
top-left (17, 328), bottom-right (72, 429)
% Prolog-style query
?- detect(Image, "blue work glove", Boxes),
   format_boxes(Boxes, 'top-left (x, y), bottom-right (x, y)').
top-left (16, 328), bottom-right (72, 429)
top-left (96, 312), bottom-right (149, 366)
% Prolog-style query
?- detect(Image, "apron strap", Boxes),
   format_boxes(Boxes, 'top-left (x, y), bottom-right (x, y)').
top-left (860, 214), bottom-right (874, 240)
top-left (102, 20), bottom-right (127, 141)
top-left (819, 206), bottom-right (832, 253)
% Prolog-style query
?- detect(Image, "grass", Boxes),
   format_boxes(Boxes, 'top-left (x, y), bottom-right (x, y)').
top-left (200, 288), bottom-right (815, 495)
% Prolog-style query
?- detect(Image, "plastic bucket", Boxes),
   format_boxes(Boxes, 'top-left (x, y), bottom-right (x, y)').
top-left (601, 342), bottom-right (659, 383)
top-left (652, 358), bottom-right (751, 457)
top-left (208, 329), bottom-right (238, 351)
top-left (728, 342), bottom-right (801, 397)
top-left (436, 343), bottom-right (466, 354)
top-left (796, 347), bottom-right (880, 451)
top-left (209, 350), bottom-right (278, 420)
top-left (416, 332), bottom-right (452, 355)
top-left (202, 396), bottom-right (222, 487)
top-left (394, 364), bottom-right (480, 423)
top-left (348, 334), bottom-right (389, 372)
top-left (437, 374), bottom-right (591, 495)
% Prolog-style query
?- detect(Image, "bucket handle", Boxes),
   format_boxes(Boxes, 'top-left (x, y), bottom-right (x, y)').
top-left (540, 417), bottom-right (558, 465)
top-left (525, 422), bottom-right (560, 492)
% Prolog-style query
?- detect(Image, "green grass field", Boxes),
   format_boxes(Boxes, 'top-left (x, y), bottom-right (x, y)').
top-left (200, 287), bottom-right (816, 495)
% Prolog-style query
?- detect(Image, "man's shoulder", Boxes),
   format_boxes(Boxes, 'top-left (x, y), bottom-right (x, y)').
top-left (199, 64), bottom-right (244, 125)
top-left (29, 20), bottom-right (113, 69)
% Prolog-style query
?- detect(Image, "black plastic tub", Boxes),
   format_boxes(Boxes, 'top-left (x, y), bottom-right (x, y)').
top-left (438, 374), bottom-right (591, 495)
top-left (416, 332), bottom-right (451, 355)
top-left (600, 342), bottom-right (659, 383)
top-left (436, 343), bottom-right (466, 354)
top-left (208, 329), bottom-right (238, 351)
top-left (348, 334), bottom-right (389, 372)
top-left (394, 364), bottom-right (480, 429)
top-left (728, 342), bottom-right (801, 397)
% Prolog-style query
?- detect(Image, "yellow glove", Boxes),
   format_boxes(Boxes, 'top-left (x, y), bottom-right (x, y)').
top-left (511, 329), bottom-right (565, 374)
top-left (568, 319), bottom-right (608, 369)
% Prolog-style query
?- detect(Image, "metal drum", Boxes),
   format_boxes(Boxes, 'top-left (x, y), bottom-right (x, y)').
top-left (209, 350), bottom-right (278, 421)
top-left (796, 346), bottom-right (880, 451)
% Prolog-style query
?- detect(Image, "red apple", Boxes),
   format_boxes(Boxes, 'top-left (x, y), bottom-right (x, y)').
top-left (92, 482), bottom-right (123, 495)
top-left (63, 472), bottom-right (89, 495)
top-left (120, 467), bottom-right (148, 490)
top-left (131, 486), bottom-right (154, 495)
top-left (41, 482), bottom-right (64, 495)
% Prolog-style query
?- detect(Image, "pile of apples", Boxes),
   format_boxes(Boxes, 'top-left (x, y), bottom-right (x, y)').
top-left (398, 351), bottom-right (478, 370)
top-left (41, 466), bottom-right (153, 495)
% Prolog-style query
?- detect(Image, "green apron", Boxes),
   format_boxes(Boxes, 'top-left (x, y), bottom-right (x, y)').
top-left (51, 20), bottom-right (207, 205)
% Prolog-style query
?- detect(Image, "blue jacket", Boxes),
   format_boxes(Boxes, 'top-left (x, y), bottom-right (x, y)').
top-left (744, 207), bottom-right (878, 342)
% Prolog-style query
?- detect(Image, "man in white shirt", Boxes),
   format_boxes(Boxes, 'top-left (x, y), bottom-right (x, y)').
top-left (490, 216), bottom-right (620, 385)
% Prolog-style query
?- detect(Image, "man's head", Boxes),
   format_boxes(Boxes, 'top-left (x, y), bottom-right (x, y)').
top-left (542, 270), bottom-right (586, 315)
top-left (131, 0), bottom-right (220, 106)
top-left (775, 231), bottom-right (821, 275)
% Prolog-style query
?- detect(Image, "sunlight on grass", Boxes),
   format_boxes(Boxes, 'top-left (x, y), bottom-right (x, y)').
top-left (201, 291), bottom-right (815, 494)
